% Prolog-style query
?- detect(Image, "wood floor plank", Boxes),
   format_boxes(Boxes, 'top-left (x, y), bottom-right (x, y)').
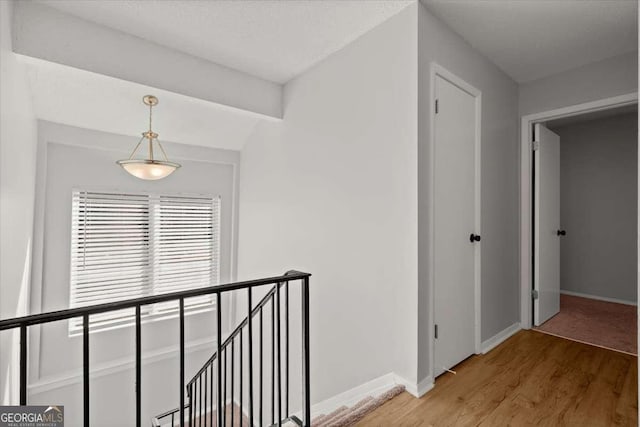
top-left (356, 330), bottom-right (637, 426)
top-left (614, 358), bottom-right (638, 425)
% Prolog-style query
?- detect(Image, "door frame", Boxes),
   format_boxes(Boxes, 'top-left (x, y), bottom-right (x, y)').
top-left (519, 92), bottom-right (638, 329)
top-left (429, 62), bottom-right (482, 380)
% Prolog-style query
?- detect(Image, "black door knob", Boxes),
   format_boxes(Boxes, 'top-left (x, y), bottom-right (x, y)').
top-left (557, 230), bottom-right (566, 236)
top-left (469, 234), bottom-right (481, 242)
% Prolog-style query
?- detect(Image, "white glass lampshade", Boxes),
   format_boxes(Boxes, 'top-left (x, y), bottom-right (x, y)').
top-left (117, 159), bottom-right (181, 180)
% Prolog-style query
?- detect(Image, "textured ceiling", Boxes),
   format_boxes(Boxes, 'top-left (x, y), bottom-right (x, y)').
top-left (35, 0), bottom-right (414, 84)
top-left (23, 57), bottom-right (262, 151)
top-left (423, 0), bottom-right (638, 83)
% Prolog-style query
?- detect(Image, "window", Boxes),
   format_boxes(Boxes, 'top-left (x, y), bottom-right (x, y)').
top-left (69, 190), bottom-right (220, 333)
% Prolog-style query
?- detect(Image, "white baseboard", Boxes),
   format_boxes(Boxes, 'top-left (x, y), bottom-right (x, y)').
top-left (560, 290), bottom-right (636, 306)
top-left (310, 373), bottom-right (397, 417)
top-left (482, 322), bottom-right (521, 354)
top-left (309, 371), bottom-right (434, 418)
top-left (393, 374), bottom-right (433, 398)
top-left (416, 376), bottom-right (434, 397)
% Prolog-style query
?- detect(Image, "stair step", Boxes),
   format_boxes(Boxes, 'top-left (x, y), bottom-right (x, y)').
top-left (269, 415), bottom-right (303, 426)
top-left (314, 406), bottom-right (348, 427)
top-left (311, 384), bottom-right (406, 427)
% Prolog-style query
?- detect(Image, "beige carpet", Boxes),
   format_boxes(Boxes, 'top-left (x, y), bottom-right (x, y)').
top-left (190, 403), bottom-right (249, 427)
top-left (182, 385), bottom-right (404, 427)
top-left (311, 385), bottom-right (405, 427)
top-left (535, 294), bottom-right (637, 355)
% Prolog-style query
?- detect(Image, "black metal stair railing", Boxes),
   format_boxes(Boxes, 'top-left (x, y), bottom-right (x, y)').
top-left (154, 271), bottom-right (308, 427)
top-left (0, 270), bottom-right (311, 427)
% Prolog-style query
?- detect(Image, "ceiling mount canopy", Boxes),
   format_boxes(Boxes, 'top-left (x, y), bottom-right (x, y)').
top-left (117, 95), bottom-right (181, 180)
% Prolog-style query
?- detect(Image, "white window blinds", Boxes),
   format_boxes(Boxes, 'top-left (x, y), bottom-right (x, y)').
top-left (70, 190), bottom-right (220, 333)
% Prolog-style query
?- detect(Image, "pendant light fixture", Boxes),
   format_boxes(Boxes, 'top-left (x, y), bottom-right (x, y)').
top-left (117, 95), bottom-right (181, 180)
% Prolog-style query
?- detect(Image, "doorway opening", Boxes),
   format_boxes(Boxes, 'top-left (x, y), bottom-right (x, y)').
top-left (520, 93), bottom-right (638, 355)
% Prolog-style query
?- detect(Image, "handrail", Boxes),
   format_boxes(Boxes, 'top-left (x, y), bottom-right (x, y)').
top-left (151, 405), bottom-right (189, 427)
top-left (0, 271), bottom-right (310, 330)
top-left (153, 405), bottom-right (189, 421)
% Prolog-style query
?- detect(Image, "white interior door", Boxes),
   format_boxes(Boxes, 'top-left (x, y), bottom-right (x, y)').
top-left (534, 123), bottom-right (561, 326)
top-left (434, 74), bottom-right (479, 377)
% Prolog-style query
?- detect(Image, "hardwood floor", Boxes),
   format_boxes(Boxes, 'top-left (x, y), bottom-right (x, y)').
top-left (356, 330), bottom-right (638, 426)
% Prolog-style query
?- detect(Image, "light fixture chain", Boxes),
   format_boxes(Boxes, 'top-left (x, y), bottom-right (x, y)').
top-left (157, 140), bottom-right (170, 162)
top-left (148, 102), bottom-right (154, 161)
top-left (128, 136), bottom-right (145, 160)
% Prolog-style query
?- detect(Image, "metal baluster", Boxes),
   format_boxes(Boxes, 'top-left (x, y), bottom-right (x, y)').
top-left (83, 313), bottom-right (90, 427)
top-left (301, 277), bottom-right (311, 427)
top-left (189, 383), bottom-right (193, 427)
top-left (19, 325), bottom-right (27, 405)
top-left (199, 373), bottom-right (203, 427)
top-left (191, 380), bottom-right (194, 427)
top-left (231, 339), bottom-right (235, 427)
top-left (210, 361), bottom-right (214, 427)
top-left (223, 348), bottom-right (227, 426)
top-left (179, 298), bottom-right (185, 427)
top-left (239, 329), bottom-right (243, 427)
top-left (216, 293), bottom-right (223, 427)
top-left (259, 307), bottom-right (264, 427)
top-left (204, 368), bottom-right (208, 427)
top-left (136, 306), bottom-right (142, 427)
top-left (271, 297), bottom-right (275, 425)
top-left (285, 283), bottom-right (290, 417)
top-left (276, 285), bottom-right (282, 426)
top-left (247, 288), bottom-right (254, 426)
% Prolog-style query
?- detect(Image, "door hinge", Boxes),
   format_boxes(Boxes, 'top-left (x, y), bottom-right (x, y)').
top-left (532, 140), bottom-right (540, 151)
top-left (435, 99), bottom-right (439, 114)
top-left (531, 289), bottom-right (539, 300)
top-left (435, 324), bottom-right (438, 339)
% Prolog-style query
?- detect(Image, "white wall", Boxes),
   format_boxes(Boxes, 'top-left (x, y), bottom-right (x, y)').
top-left (236, 4), bottom-right (418, 406)
top-left (417, 3), bottom-right (520, 382)
top-left (0, 0), bottom-right (39, 405)
top-left (519, 52), bottom-right (638, 116)
top-left (553, 113), bottom-right (638, 303)
top-left (27, 122), bottom-right (240, 426)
